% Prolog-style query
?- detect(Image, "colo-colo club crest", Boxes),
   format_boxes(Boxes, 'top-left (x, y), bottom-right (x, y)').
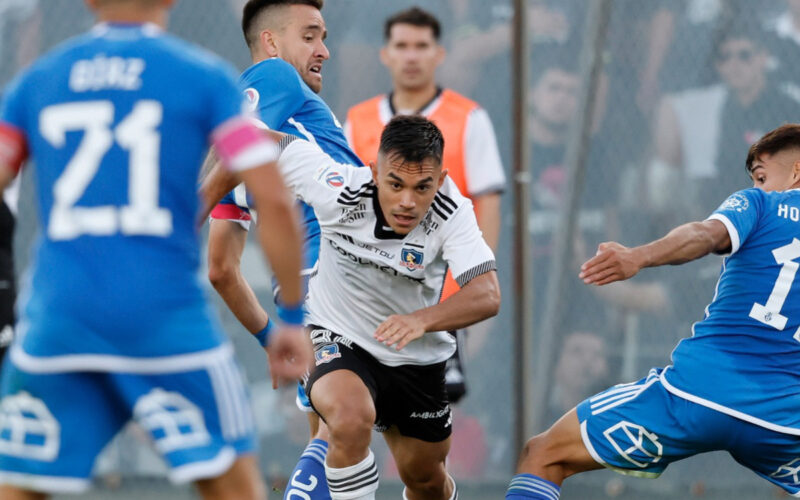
top-left (400, 248), bottom-right (425, 270)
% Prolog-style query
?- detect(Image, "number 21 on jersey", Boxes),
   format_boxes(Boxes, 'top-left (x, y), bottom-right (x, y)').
top-left (749, 238), bottom-right (800, 342)
top-left (40, 100), bottom-right (171, 240)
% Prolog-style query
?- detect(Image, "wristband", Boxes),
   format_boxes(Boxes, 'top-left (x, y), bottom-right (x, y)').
top-left (254, 318), bottom-right (275, 347)
top-left (278, 300), bottom-right (305, 326)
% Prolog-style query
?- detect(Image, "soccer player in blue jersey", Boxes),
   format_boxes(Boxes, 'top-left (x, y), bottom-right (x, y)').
top-left (0, 0), bottom-right (313, 498)
top-left (506, 123), bottom-right (800, 499)
top-left (205, 1), bottom-right (360, 498)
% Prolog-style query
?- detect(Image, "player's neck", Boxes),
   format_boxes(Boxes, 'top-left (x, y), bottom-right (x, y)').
top-left (391, 83), bottom-right (439, 114)
top-left (95, 5), bottom-right (168, 29)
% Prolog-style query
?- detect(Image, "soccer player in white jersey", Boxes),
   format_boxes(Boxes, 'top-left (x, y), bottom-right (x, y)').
top-left (506, 124), bottom-right (800, 500)
top-left (0, 0), bottom-right (312, 498)
top-left (275, 115), bottom-right (499, 500)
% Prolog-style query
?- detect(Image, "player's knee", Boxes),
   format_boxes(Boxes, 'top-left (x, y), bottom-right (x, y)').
top-left (322, 400), bottom-right (374, 451)
top-left (398, 463), bottom-right (448, 498)
top-left (207, 255), bottom-right (237, 291)
top-left (196, 457), bottom-right (266, 500)
top-left (518, 432), bottom-right (558, 471)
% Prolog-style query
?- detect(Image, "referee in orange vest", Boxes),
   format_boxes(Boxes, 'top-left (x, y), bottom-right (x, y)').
top-left (345, 6), bottom-right (505, 403)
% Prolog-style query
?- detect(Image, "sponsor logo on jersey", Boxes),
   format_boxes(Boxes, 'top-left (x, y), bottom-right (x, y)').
top-left (718, 193), bottom-right (750, 213)
top-left (315, 344), bottom-right (341, 365)
top-left (400, 248), bottom-right (425, 270)
top-left (243, 88), bottom-right (260, 111)
top-left (603, 421), bottom-right (663, 468)
top-left (326, 172), bottom-right (344, 188)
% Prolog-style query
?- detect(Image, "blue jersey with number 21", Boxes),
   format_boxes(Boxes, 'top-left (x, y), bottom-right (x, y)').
top-left (0, 24), bottom-right (248, 361)
top-left (663, 188), bottom-right (800, 434)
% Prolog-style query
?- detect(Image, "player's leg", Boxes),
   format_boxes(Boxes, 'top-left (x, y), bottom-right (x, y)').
top-left (383, 428), bottom-right (454, 500)
top-left (506, 409), bottom-right (601, 499)
top-left (305, 329), bottom-right (380, 500)
top-left (194, 455), bottom-right (266, 500)
top-left (282, 385), bottom-right (331, 500)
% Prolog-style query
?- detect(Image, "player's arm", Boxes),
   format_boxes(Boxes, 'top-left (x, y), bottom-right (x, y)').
top-left (580, 219), bottom-right (731, 286)
top-left (464, 108), bottom-right (505, 251)
top-left (473, 193), bottom-right (501, 250)
top-left (0, 123), bottom-right (26, 193)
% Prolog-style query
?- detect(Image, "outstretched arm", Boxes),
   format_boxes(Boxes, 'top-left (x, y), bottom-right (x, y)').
top-left (374, 271), bottom-right (500, 350)
top-left (580, 219), bottom-right (731, 286)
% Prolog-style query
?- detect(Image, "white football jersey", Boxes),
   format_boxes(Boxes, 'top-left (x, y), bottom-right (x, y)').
top-left (277, 136), bottom-right (496, 366)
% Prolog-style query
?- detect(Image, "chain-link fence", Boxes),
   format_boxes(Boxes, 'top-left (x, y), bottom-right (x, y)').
top-left (1, 0), bottom-right (797, 498)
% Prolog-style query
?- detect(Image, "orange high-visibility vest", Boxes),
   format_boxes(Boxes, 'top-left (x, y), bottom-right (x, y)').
top-left (346, 89), bottom-right (479, 301)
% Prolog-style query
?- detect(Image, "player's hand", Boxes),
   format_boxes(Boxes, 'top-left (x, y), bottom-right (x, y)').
top-left (579, 241), bottom-right (642, 286)
top-left (374, 314), bottom-right (426, 351)
top-left (265, 325), bottom-right (312, 387)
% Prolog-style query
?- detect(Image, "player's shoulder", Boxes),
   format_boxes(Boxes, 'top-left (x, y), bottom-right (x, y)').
top-left (430, 176), bottom-right (471, 223)
top-left (241, 58), bottom-right (304, 93)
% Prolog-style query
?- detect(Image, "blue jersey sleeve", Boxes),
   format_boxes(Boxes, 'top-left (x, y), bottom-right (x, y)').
top-left (709, 188), bottom-right (764, 254)
top-left (243, 59), bottom-right (305, 128)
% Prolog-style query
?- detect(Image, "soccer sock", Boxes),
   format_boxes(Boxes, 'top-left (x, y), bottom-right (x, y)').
top-left (325, 449), bottom-right (379, 500)
top-left (402, 474), bottom-right (458, 500)
top-left (284, 439), bottom-right (331, 500)
top-left (505, 474), bottom-right (560, 500)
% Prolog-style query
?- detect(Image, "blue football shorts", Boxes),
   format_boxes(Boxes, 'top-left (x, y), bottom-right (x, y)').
top-left (577, 367), bottom-right (800, 496)
top-left (0, 345), bottom-right (256, 494)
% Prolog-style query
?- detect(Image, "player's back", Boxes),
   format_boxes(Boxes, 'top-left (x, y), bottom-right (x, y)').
top-left (5, 23), bottom-right (241, 360)
top-left (665, 188), bottom-right (800, 431)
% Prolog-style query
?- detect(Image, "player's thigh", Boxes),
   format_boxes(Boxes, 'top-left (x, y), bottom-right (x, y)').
top-left (207, 219), bottom-right (247, 273)
top-left (383, 426), bottom-right (450, 482)
top-left (727, 420), bottom-right (800, 496)
top-left (0, 362), bottom-right (126, 493)
top-left (576, 368), bottom-right (728, 479)
top-left (194, 454), bottom-right (264, 500)
top-left (111, 350), bottom-right (257, 485)
top-left (304, 328), bottom-right (377, 425)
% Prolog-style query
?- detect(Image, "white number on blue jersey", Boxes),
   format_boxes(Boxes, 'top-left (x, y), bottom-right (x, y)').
top-left (40, 100), bottom-right (172, 240)
top-left (749, 238), bottom-right (800, 341)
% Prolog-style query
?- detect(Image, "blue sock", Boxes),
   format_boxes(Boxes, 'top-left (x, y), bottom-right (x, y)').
top-left (284, 439), bottom-right (331, 500)
top-left (505, 473), bottom-right (561, 500)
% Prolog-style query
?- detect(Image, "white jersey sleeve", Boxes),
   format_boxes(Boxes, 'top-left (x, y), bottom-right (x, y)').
top-left (438, 194), bottom-right (497, 286)
top-left (277, 136), bottom-right (359, 208)
top-left (464, 108), bottom-right (506, 197)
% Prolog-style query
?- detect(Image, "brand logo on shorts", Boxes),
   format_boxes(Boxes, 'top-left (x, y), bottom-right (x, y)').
top-left (326, 172), bottom-right (344, 188)
top-left (603, 421), bottom-right (663, 468)
top-left (315, 344), bottom-right (341, 365)
top-left (771, 458), bottom-right (800, 485)
top-left (243, 87), bottom-right (259, 111)
top-left (400, 248), bottom-right (424, 270)
top-left (0, 392), bottom-right (60, 461)
top-left (409, 406), bottom-right (450, 420)
top-left (134, 388), bottom-right (210, 454)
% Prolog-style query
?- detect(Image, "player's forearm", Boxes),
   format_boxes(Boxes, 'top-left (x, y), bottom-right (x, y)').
top-left (413, 271), bottom-right (500, 332)
top-left (199, 161), bottom-right (239, 221)
top-left (637, 221), bottom-right (726, 268)
top-left (216, 268), bottom-right (270, 334)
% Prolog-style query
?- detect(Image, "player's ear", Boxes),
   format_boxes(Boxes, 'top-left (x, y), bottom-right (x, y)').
top-left (379, 47), bottom-right (389, 67)
top-left (438, 168), bottom-right (448, 188)
top-left (435, 45), bottom-right (446, 66)
top-left (260, 29), bottom-right (279, 58)
top-left (369, 161), bottom-right (379, 183)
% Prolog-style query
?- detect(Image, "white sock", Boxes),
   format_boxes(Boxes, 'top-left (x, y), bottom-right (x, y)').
top-left (325, 449), bottom-right (379, 500)
top-left (402, 474), bottom-right (458, 500)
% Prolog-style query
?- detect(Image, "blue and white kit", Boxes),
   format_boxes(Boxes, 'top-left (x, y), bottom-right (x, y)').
top-left (578, 188), bottom-right (800, 496)
top-left (0, 22), bottom-right (278, 493)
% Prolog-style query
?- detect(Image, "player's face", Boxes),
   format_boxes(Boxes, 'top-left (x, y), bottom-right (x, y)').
top-left (371, 153), bottom-right (446, 234)
top-left (749, 150), bottom-right (800, 192)
top-left (530, 69), bottom-right (579, 129)
top-left (276, 5), bottom-right (329, 93)
top-left (381, 24), bottom-right (444, 92)
top-left (715, 39), bottom-right (768, 94)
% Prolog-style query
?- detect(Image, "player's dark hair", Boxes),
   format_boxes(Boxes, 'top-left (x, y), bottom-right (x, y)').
top-left (746, 124), bottom-right (800, 172)
top-left (384, 7), bottom-right (441, 41)
top-left (379, 115), bottom-right (444, 167)
top-left (242, 0), bottom-right (324, 49)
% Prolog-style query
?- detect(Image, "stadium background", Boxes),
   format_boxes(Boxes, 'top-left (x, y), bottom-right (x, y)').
top-left (1, 0), bottom-right (797, 498)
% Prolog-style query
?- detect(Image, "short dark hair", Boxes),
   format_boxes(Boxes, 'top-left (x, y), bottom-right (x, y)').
top-left (746, 124), bottom-right (800, 172)
top-left (379, 115), bottom-right (444, 167)
top-left (242, 0), bottom-right (323, 49)
top-left (384, 7), bottom-right (441, 41)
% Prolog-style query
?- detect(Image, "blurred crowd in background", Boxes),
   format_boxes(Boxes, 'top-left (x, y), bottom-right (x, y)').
top-left (1, 0), bottom-right (797, 495)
